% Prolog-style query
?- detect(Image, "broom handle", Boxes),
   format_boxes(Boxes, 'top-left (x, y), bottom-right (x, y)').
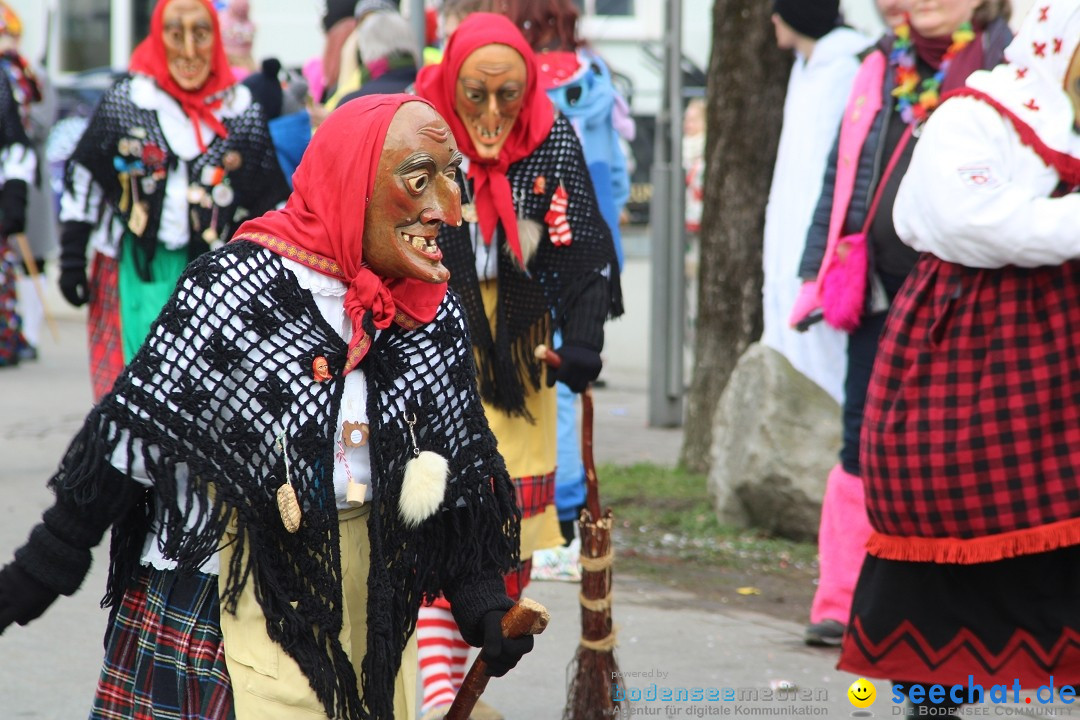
top-left (12, 232), bottom-right (60, 343)
top-left (534, 345), bottom-right (601, 520)
top-left (444, 598), bottom-right (549, 720)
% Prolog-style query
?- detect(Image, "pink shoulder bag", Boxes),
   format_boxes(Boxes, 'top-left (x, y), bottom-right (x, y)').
top-left (820, 125), bottom-right (913, 332)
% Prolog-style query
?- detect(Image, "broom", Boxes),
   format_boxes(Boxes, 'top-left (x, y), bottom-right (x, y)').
top-left (535, 345), bottom-right (626, 720)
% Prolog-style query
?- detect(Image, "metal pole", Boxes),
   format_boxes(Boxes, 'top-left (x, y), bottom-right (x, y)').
top-left (407, 0), bottom-right (427, 58)
top-left (647, 0), bottom-right (685, 428)
top-left (112, 0), bottom-right (134, 71)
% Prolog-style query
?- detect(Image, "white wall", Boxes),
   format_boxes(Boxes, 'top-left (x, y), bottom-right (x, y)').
top-left (249, 0), bottom-right (328, 70)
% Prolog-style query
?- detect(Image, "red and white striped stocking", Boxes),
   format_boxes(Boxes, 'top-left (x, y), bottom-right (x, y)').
top-left (417, 601), bottom-right (470, 714)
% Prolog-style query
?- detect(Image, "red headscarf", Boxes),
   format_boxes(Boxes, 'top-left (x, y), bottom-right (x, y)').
top-left (231, 95), bottom-right (448, 374)
top-left (129, 0), bottom-right (234, 152)
top-left (414, 12), bottom-right (555, 264)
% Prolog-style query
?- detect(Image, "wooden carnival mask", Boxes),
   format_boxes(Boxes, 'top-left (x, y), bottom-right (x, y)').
top-left (362, 101), bottom-right (462, 284)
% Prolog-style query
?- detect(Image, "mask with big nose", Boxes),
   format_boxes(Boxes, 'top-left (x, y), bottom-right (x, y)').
top-left (362, 101), bottom-right (463, 284)
top-left (454, 43), bottom-right (527, 160)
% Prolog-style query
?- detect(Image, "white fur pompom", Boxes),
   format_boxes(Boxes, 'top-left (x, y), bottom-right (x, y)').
top-left (399, 450), bottom-right (449, 527)
top-left (511, 218), bottom-right (543, 271)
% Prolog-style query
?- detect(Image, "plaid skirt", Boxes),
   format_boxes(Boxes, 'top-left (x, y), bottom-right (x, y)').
top-left (862, 256), bottom-right (1080, 562)
top-left (88, 253), bottom-right (124, 402)
top-left (90, 566), bottom-right (233, 720)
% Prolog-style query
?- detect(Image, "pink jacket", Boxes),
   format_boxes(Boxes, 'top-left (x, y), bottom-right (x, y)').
top-left (789, 50), bottom-right (887, 326)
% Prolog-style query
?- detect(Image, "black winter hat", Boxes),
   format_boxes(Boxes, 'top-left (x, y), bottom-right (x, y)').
top-left (323, 0), bottom-right (356, 31)
top-left (772, 0), bottom-right (840, 40)
top-left (242, 58), bottom-right (284, 120)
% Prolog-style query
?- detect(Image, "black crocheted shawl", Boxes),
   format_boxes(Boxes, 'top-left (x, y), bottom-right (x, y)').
top-left (64, 76), bottom-right (289, 280)
top-left (440, 114), bottom-right (624, 416)
top-left (50, 240), bottom-right (520, 720)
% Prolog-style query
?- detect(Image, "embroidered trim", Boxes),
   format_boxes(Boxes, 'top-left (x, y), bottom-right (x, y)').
top-left (236, 232), bottom-right (344, 277)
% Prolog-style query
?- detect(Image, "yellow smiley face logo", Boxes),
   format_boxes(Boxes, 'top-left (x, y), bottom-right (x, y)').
top-left (848, 677), bottom-right (876, 708)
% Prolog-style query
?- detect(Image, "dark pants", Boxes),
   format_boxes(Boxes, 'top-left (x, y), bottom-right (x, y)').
top-left (840, 271), bottom-right (907, 476)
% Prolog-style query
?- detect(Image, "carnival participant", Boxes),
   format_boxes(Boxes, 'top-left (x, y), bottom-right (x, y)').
top-left (763, 0), bottom-right (869, 403)
top-left (502, 0), bottom-right (634, 582)
top-left (58, 0), bottom-right (289, 400)
top-left (0, 0), bottom-right (36, 368)
top-left (413, 13), bottom-right (622, 720)
top-left (789, 0), bottom-right (1011, 649)
top-left (219, 0), bottom-right (256, 80)
top-left (0, 94), bottom-right (530, 720)
top-left (336, 8), bottom-right (421, 106)
top-left (840, 1), bottom-right (1080, 714)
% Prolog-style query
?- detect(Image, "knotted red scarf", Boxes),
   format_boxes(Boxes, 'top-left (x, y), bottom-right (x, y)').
top-left (232, 95), bottom-right (448, 373)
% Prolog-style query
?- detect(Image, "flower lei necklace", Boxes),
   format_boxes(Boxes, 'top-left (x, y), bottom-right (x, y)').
top-left (891, 21), bottom-right (975, 125)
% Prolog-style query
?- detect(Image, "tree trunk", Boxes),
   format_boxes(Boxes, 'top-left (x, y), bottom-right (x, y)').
top-left (679, 0), bottom-right (791, 472)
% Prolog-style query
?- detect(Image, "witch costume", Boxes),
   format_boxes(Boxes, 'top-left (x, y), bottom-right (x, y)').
top-left (411, 13), bottom-right (622, 717)
top-left (840, 0), bottom-right (1080, 691)
top-left (0, 95), bottom-right (524, 720)
top-left (0, 1), bottom-right (36, 368)
top-left (58, 0), bottom-right (289, 401)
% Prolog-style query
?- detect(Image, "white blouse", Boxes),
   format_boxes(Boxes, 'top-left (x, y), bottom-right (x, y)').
top-left (117, 258), bottom-right (374, 574)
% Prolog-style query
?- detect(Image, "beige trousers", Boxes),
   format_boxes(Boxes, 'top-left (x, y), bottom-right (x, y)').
top-left (219, 505), bottom-right (417, 718)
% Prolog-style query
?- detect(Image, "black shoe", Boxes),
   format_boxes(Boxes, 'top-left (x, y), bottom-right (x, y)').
top-left (16, 343), bottom-right (36, 361)
top-left (804, 619), bottom-right (845, 647)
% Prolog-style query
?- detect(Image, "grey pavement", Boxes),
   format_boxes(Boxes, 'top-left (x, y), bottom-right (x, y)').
top-left (1, 258), bottom-right (1065, 719)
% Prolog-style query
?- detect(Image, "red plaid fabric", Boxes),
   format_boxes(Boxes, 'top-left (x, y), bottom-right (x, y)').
top-left (88, 253), bottom-right (125, 402)
top-left (91, 567), bottom-right (233, 720)
top-left (514, 470), bottom-right (556, 520)
top-left (862, 255), bottom-right (1080, 557)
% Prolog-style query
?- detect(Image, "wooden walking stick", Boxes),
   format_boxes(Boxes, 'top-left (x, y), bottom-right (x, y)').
top-left (444, 597), bottom-right (550, 720)
top-left (535, 345), bottom-right (626, 720)
top-left (11, 232), bottom-right (60, 343)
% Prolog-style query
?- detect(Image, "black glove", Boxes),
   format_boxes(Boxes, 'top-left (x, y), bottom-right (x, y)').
top-left (0, 179), bottom-right (27, 236)
top-left (59, 221), bottom-right (93, 308)
top-left (59, 267), bottom-right (89, 307)
top-left (0, 562), bottom-right (59, 635)
top-left (478, 609), bottom-right (534, 677)
top-left (3, 464), bottom-right (144, 636)
top-left (546, 343), bottom-right (602, 393)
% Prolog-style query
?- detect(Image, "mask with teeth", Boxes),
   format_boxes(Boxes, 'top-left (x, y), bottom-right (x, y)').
top-left (454, 43), bottom-right (528, 161)
top-left (162, 0), bottom-right (216, 91)
top-left (362, 101), bottom-right (462, 284)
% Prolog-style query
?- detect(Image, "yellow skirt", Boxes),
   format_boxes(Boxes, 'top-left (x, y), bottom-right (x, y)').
top-left (478, 281), bottom-right (565, 559)
top-left (219, 505), bottom-right (417, 719)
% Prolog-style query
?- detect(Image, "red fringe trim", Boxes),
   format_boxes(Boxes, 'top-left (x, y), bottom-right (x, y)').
top-left (945, 88), bottom-right (1080, 186)
top-left (867, 515), bottom-right (1080, 564)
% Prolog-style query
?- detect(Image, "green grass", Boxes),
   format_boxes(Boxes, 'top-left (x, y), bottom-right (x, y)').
top-left (595, 462), bottom-right (818, 573)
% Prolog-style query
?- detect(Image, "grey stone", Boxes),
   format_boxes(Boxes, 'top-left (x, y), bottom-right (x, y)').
top-left (707, 342), bottom-right (842, 542)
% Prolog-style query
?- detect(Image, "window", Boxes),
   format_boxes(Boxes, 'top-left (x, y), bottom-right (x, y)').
top-left (573, 0), bottom-right (634, 16)
top-left (61, 0), bottom-right (110, 72)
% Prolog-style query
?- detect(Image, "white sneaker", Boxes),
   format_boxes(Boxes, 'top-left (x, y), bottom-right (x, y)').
top-left (530, 539), bottom-right (582, 582)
